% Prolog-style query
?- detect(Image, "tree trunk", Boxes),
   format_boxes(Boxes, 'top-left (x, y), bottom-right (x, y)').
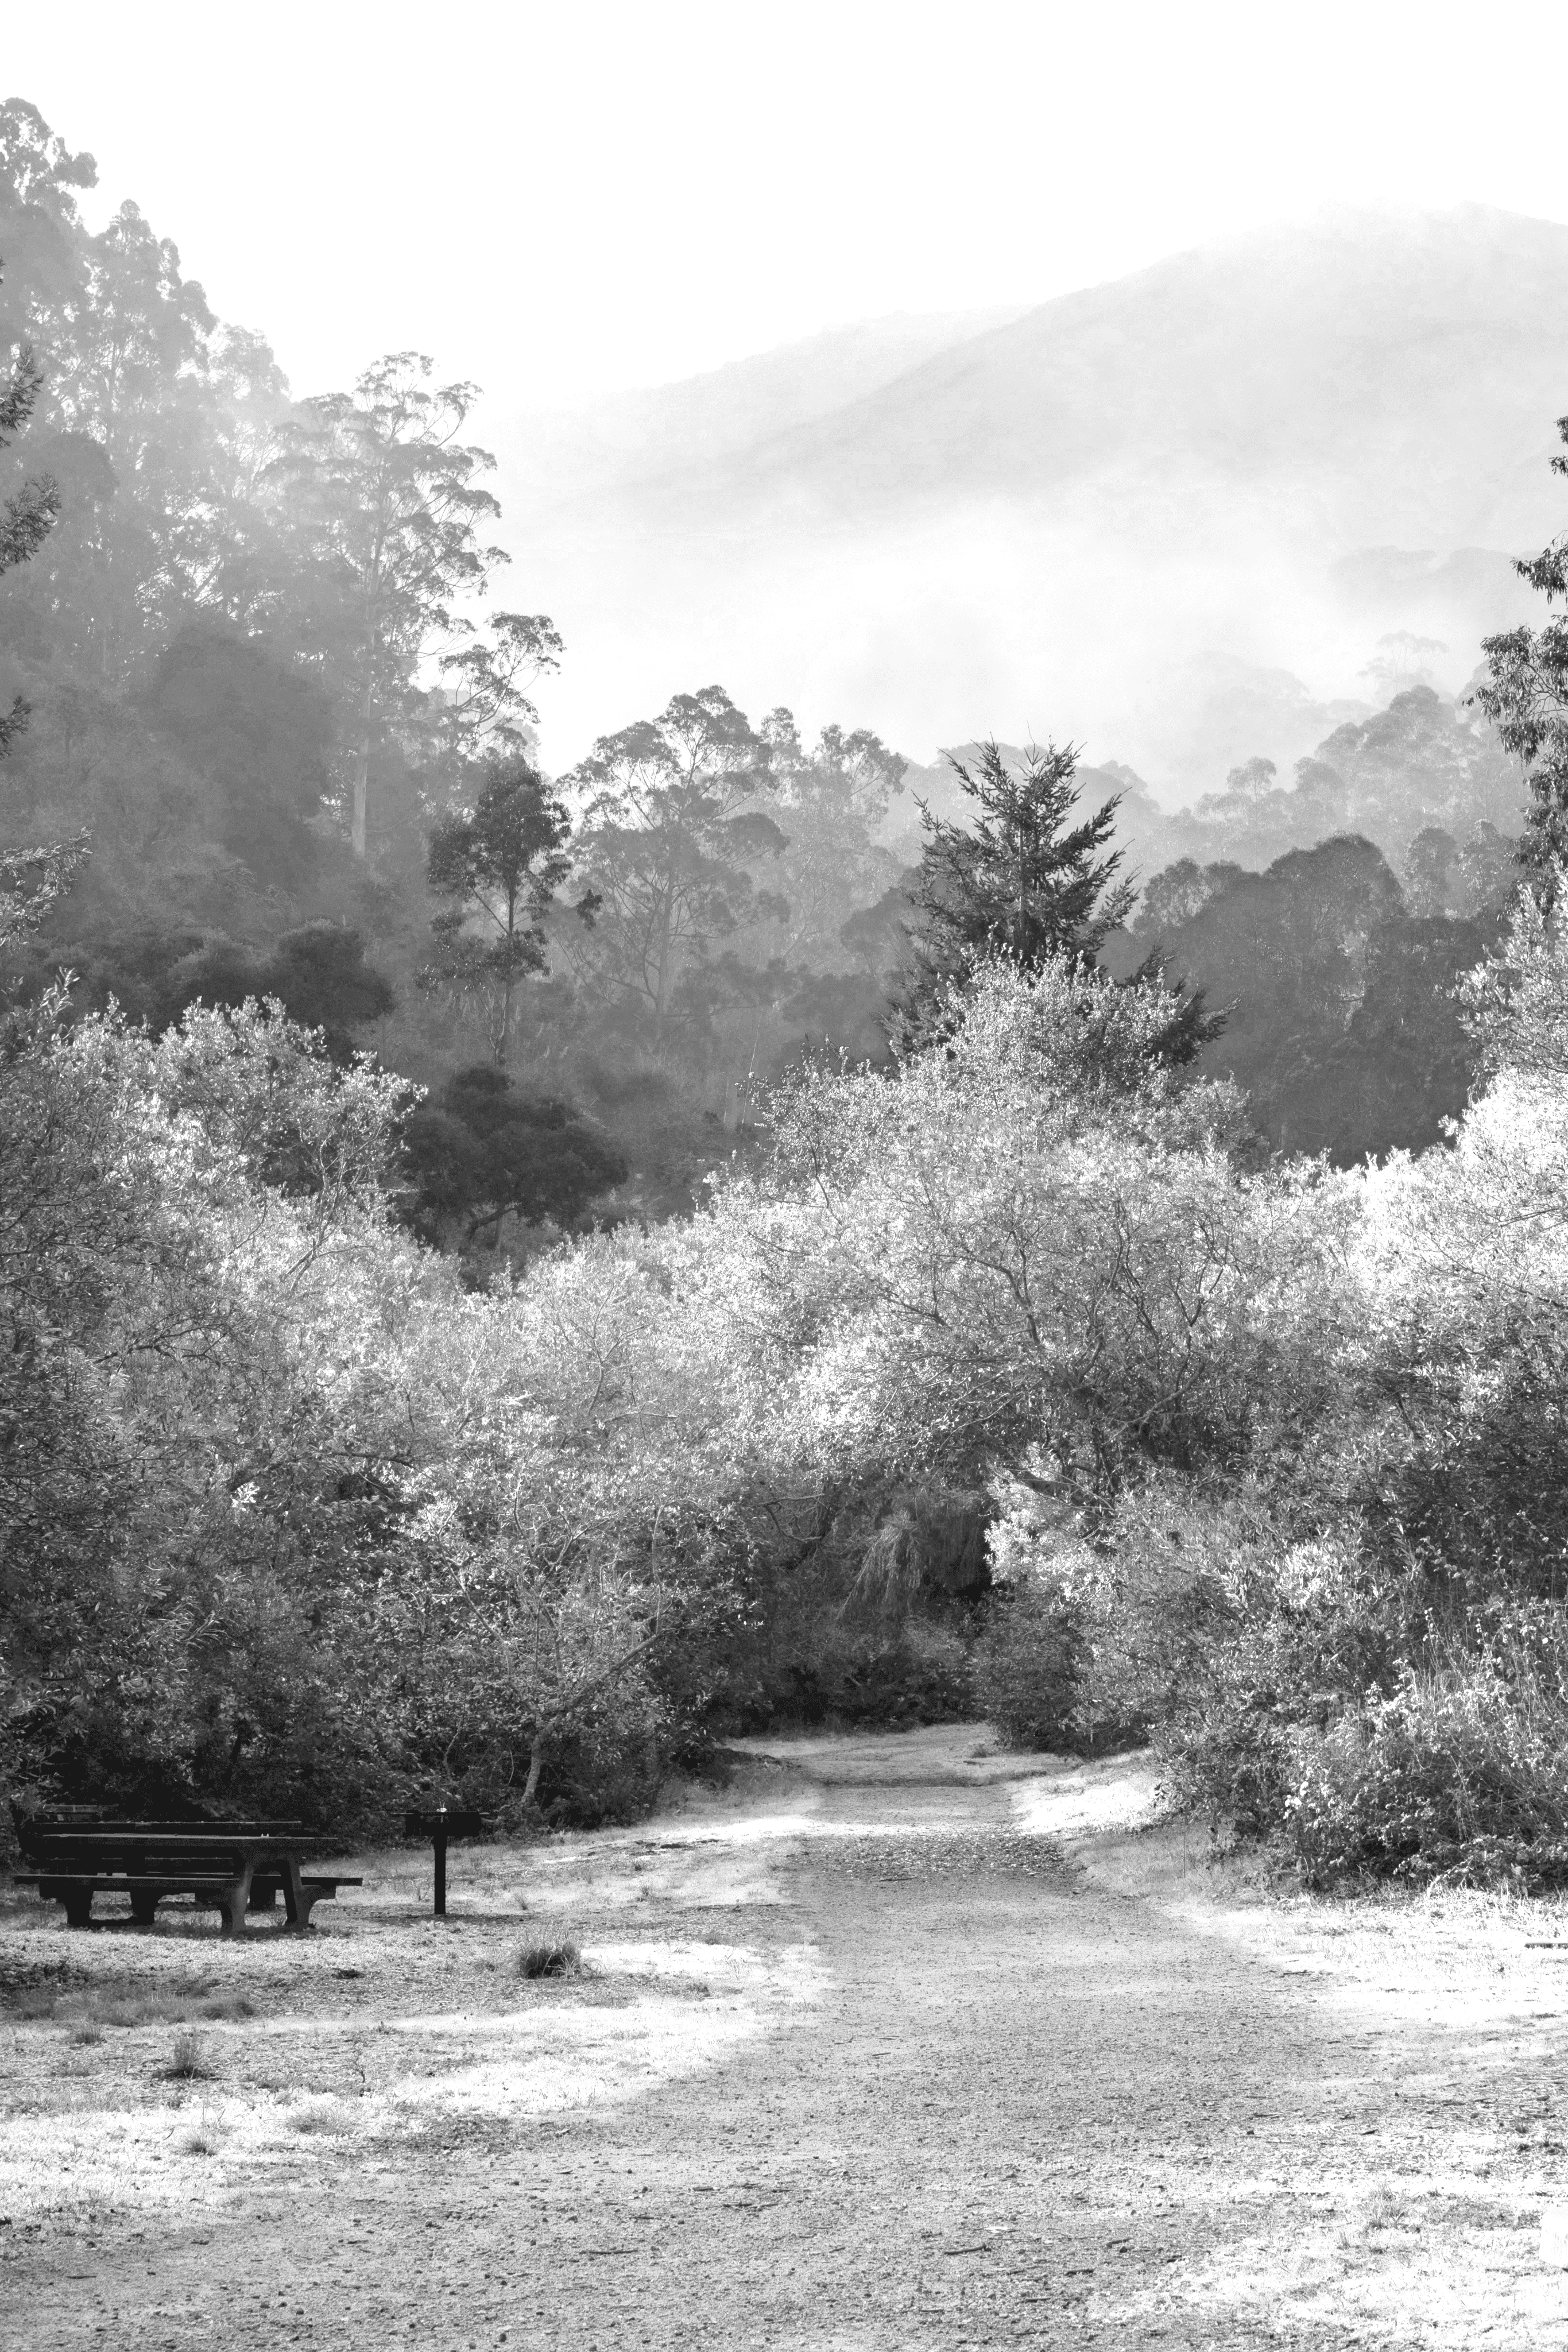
top-left (522, 1734), bottom-right (546, 1811)
top-left (498, 888), bottom-right (517, 1066)
top-left (352, 672), bottom-right (373, 860)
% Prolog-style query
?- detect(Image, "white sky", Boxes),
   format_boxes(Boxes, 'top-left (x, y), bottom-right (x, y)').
top-left (9, 0), bottom-right (1568, 413)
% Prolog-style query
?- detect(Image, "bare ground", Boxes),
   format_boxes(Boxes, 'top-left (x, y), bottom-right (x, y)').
top-left (5, 1727), bottom-right (1568, 2348)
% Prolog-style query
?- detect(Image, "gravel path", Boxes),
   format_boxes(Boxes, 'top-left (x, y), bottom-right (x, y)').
top-left (7, 1750), bottom-right (1568, 2348)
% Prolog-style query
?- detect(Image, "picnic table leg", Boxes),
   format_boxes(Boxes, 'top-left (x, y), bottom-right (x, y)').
top-left (130, 1889), bottom-right (158, 1927)
top-left (217, 1862), bottom-right (254, 1939)
top-left (63, 1883), bottom-right (93, 1929)
top-left (280, 1856), bottom-right (308, 1929)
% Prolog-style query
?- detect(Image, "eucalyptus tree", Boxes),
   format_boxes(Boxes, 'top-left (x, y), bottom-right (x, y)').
top-left (758, 708), bottom-right (907, 964)
top-left (265, 354), bottom-right (512, 857)
top-left (0, 293), bottom-right (58, 754)
top-left (425, 753), bottom-right (572, 1063)
top-left (564, 686), bottom-right (785, 1036)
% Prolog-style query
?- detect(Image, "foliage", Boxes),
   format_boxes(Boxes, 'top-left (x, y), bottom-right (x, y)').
top-left (1282, 1636), bottom-right (1568, 1891)
top-left (403, 1063), bottom-right (628, 1250)
top-left (738, 954), bottom-right (1350, 1492)
top-left (1140, 833), bottom-right (1500, 1160)
top-left (972, 1581), bottom-right (1086, 1751)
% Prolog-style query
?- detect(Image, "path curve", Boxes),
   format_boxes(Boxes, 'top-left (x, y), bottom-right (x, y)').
top-left (8, 1738), bottom-right (1568, 2349)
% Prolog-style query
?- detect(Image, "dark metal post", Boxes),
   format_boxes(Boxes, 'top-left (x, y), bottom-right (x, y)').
top-left (433, 1806), bottom-right (447, 1918)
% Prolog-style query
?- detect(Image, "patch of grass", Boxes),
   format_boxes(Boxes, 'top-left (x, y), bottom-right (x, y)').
top-left (67, 2022), bottom-right (103, 2047)
top-left (9, 1988), bottom-right (64, 2022)
top-left (181, 2127), bottom-right (219, 2157)
top-left (158, 2030), bottom-right (210, 2081)
top-left (287, 2098), bottom-right (357, 2137)
top-left (517, 1938), bottom-right (584, 1980)
top-left (16, 1975), bottom-right (260, 2030)
top-left (0, 1957), bottom-right (71, 2007)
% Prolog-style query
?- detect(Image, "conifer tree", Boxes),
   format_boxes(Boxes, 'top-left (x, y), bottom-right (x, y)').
top-left (892, 738), bottom-right (1221, 1062)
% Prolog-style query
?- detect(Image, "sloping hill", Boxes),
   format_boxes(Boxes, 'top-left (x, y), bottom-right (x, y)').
top-left (491, 305), bottom-right (1032, 511)
top-left (597, 207), bottom-right (1568, 543)
top-left (501, 208), bottom-right (1565, 801)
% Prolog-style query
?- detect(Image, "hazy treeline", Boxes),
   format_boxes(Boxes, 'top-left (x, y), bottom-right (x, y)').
top-left (0, 95), bottom-right (1538, 1239)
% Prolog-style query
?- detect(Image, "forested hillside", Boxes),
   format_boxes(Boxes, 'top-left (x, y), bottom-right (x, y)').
top-left (9, 88), bottom-right (1568, 1895)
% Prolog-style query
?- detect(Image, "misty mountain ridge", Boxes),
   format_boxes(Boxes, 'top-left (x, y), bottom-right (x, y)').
top-left (498, 206), bottom-right (1559, 809)
top-left (495, 304), bottom-right (1034, 511)
top-left (583, 205), bottom-right (1568, 538)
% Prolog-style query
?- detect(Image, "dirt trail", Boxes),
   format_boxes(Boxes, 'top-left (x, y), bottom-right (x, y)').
top-left (7, 1735), bottom-right (1568, 2349)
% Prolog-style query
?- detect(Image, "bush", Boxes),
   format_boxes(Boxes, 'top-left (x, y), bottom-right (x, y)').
top-left (973, 1581), bottom-right (1086, 1751)
top-left (1283, 1633), bottom-right (1568, 1889)
top-left (1151, 1521), bottom-right (1422, 1844)
top-left (518, 1940), bottom-right (583, 1980)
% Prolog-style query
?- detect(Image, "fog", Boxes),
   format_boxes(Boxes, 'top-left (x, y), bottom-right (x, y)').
top-left (491, 206), bottom-right (1557, 785)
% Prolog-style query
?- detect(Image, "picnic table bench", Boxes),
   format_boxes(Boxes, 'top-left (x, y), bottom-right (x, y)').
top-left (9, 1814), bottom-right (361, 1935)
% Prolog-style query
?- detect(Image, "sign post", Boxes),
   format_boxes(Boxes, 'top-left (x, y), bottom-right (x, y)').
top-left (404, 1806), bottom-right (491, 1919)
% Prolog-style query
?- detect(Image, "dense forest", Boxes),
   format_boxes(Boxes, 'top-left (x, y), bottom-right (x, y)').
top-left (7, 94), bottom-right (1568, 1890)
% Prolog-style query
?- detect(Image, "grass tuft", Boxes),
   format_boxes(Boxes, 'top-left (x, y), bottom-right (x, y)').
top-left (159, 2029), bottom-right (210, 2080)
top-left (517, 1938), bottom-right (584, 1980)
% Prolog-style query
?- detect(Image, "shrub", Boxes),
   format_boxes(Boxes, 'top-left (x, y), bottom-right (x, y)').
top-left (1070, 1486), bottom-right (1252, 1753)
top-left (1283, 1633), bottom-right (1568, 1889)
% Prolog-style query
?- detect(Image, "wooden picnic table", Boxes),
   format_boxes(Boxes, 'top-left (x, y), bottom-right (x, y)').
top-left (9, 1817), bottom-right (360, 1935)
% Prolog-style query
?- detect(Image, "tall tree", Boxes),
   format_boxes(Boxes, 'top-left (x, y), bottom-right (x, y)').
top-left (425, 753), bottom-right (572, 1064)
top-left (1, 101), bottom-right (295, 685)
top-left (564, 686), bottom-right (784, 1035)
top-left (265, 354), bottom-right (512, 858)
top-left (1477, 411), bottom-right (1568, 894)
